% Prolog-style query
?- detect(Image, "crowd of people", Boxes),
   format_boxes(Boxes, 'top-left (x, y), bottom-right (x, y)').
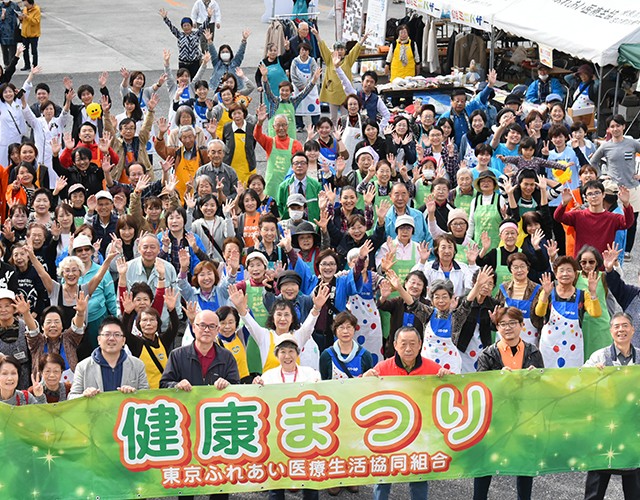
top-left (0, 0), bottom-right (639, 499)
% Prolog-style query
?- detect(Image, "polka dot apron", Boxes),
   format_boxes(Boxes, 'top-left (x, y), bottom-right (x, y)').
top-left (423, 312), bottom-right (461, 374)
top-left (539, 289), bottom-right (584, 368)
top-left (346, 273), bottom-right (383, 366)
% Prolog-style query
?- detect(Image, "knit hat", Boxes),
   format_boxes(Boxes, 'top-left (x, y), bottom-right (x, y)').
top-left (245, 252), bottom-right (269, 268)
top-left (277, 270), bottom-right (302, 289)
top-left (447, 208), bottom-right (469, 226)
top-left (575, 64), bottom-right (594, 79)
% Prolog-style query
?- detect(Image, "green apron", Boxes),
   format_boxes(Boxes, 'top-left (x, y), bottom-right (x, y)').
top-left (473, 193), bottom-right (502, 251)
top-left (264, 137), bottom-right (294, 199)
top-left (268, 101), bottom-right (297, 140)
top-left (455, 187), bottom-right (475, 217)
top-left (576, 272), bottom-right (611, 361)
top-left (456, 241), bottom-right (474, 264)
top-left (492, 247), bottom-right (515, 295)
top-left (416, 180), bottom-right (430, 208)
top-left (381, 243), bottom-right (416, 340)
top-left (367, 182), bottom-right (391, 236)
top-left (355, 170), bottom-right (366, 211)
top-left (245, 282), bottom-right (270, 374)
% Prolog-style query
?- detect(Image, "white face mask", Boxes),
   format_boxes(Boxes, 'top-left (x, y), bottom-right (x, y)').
top-left (220, 52), bottom-right (231, 62)
top-left (289, 210), bottom-right (304, 221)
top-left (539, 74), bottom-right (549, 81)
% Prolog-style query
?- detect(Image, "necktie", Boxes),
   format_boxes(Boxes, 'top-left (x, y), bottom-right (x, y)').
top-left (298, 181), bottom-right (305, 196)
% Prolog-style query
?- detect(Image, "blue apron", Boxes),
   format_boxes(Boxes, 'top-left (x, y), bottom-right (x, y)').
top-left (500, 283), bottom-right (540, 345)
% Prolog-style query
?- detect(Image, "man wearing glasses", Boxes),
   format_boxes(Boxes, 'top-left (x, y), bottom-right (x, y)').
top-left (554, 179), bottom-right (634, 258)
top-left (68, 316), bottom-right (149, 399)
top-left (277, 151), bottom-right (321, 222)
top-left (160, 309), bottom-right (239, 390)
top-left (474, 306), bottom-right (544, 500)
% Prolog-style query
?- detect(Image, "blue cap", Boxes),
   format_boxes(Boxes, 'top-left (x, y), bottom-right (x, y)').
top-left (545, 93), bottom-right (562, 103)
top-left (181, 17), bottom-right (193, 26)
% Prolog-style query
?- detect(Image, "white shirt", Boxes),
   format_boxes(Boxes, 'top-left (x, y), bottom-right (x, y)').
top-left (261, 365), bottom-right (321, 384)
top-left (191, 0), bottom-right (221, 24)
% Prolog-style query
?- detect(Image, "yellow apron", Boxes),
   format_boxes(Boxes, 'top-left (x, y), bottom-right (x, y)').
top-left (218, 334), bottom-right (250, 379)
top-left (231, 130), bottom-right (254, 185)
top-left (217, 108), bottom-right (232, 139)
top-left (175, 147), bottom-right (201, 200)
top-left (139, 341), bottom-right (168, 389)
top-left (390, 39), bottom-right (416, 80)
top-left (262, 331), bottom-right (301, 372)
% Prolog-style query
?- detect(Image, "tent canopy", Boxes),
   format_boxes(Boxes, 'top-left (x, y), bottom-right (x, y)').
top-left (408, 0), bottom-right (640, 67)
top-left (619, 44), bottom-right (640, 70)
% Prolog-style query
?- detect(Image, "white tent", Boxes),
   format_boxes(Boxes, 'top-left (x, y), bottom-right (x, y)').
top-left (406, 0), bottom-right (516, 32)
top-left (492, 0), bottom-right (640, 67)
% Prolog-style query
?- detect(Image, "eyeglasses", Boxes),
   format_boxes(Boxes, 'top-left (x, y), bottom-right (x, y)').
top-left (100, 332), bottom-right (124, 339)
top-left (319, 262), bottom-right (337, 267)
top-left (585, 191), bottom-right (602, 198)
top-left (450, 222), bottom-right (467, 228)
top-left (292, 161), bottom-right (308, 166)
top-left (498, 320), bottom-right (520, 329)
top-left (44, 319), bottom-right (62, 326)
top-left (274, 123), bottom-right (288, 129)
top-left (510, 265), bottom-right (528, 272)
top-left (122, 126), bottom-right (136, 132)
top-left (75, 247), bottom-right (93, 254)
top-left (196, 323), bottom-right (218, 331)
top-left (580, 260), bottom-right (596, 266)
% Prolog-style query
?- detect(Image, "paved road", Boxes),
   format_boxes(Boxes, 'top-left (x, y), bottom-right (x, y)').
top-left (21, 1), bottom-right (637, 498)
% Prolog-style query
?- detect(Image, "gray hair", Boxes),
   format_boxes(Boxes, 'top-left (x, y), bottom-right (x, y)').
top-left (178, 125), bottom-right (195, 139)
top-left (207, 139), bottom-right (228, 154)
top-left (274, 114), bottom-right (289, 126)
top-left (456, 167), bottom-right (473, 180)
top-left (394, 326), bottom-right (423, 343)
top-left (57, 256), bottom-right (85, 278)
top-left (194, 175), bottom-right (214, 192)
top-left (347, 247), bottom-right (360, 265)
top-left (610, 312), bottom-right (634, 328)
top-left (430, 279), bottom-right (454, 298)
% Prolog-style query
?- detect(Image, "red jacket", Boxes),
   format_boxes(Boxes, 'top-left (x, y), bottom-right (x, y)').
top-left (375, 353), bottom-right (442, 376)
top-left (59, 142), bottom-right (119, 169)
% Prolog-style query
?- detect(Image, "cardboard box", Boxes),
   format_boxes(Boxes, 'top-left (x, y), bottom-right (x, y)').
top-left (568, 107), bottom-right (595, 130)
top-left (618, 104), bottom-right (640, 121)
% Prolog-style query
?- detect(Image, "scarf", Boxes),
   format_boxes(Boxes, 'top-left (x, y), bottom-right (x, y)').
top-left (332, 340), bottom-right (358, 363)
top-left (399, 40), bottom-right (409, 66)
top-left (467, 127), bottom-right (491, 149)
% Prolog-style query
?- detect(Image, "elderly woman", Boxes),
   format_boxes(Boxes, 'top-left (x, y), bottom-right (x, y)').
top-left (29, 353), bottom-right (71, 403)
top-left (0, 291), bottom-right (39, 390)
top-left (412, 233), bottom-right (477, 297)
top-left (319, 311), bottom-right (373, 380)
top-left (29, 241), bottom-right (117, 330)
top-left (253, 333), bottom-right (321, 384)
top-left (191, 194), bottom-right (234, 260)
top-left (535, 256), bottom-right (601, 368)
top-left (121, 287), bottom-right (179, 389)
top-left (426, 205), bottom-right (478, 265)
top-left (495, 253), bottom-right (544, 345)
top-left (27, 297), bottom-right (87, 385)
top-left (1, 354), bottom-right (45, 405)
top-left (167, 105), bottom-right (208, 151)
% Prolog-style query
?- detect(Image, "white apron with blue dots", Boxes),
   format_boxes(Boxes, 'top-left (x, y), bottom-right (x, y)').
top-left (539, 289), bottom-right (584, 368)
top-left (423, 312), bottom-right (461, 373)
top-left (346, 272), bottom-right (383, 366)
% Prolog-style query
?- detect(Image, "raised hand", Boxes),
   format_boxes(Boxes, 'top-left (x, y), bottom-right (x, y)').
top-left (204, 28), bottom-right (213, 43)
top-left (14, 294), bottom-right (31, 316)
top-left (164, 287), bottom-right (178, 311)
top-left (156, 116), bottom-right (169, 135)
top-left (536, 174), bottom-right (548, 191)
top-left (98, 130), bottom-right (112, 154)
top-left (313, 283), bottom-right (331, 311)
top-left (242, 28), bottom-right (251, 40)
top-left (475, 266), bottom-right (495, 289)
top-left (162, 48), bottom-right (171, 65)
top-left (359, 239), bottom-right (374, 260)
top-left (541, 141), bottom-right (550, 156)
top-left (376, 199), bottom-right (391, 222)
top-left (561, 187), bottom-right (573, 206)
top-left (3, 220), bottom-right (15, 242)
top-left (380, 248), bottom-right (397, 274)
top-left (99, 71), bottom-right (109, 88)
top-left (121, 290), bottom-right (135, 314)
top-left (135, 174), bottom-right (151, 193)
top-left (116, 256), bottom-right (128, 276)
top-left (63, 76), bottom-right (73, 91)
top-left (75, 290), bottom-right (89, 315)
top-left (619, 185), bottom-right (631, 206)
top-left (155, 256), bottom-right (166, 279)
top-left (363, 183), bottom-right (376, 206)
top-left (543, 239), bottom-right (558, 261)
top-left (31, 372), bottom-right (43, 398)
top-left (323, 184), bottom-right (337, 206)
top-left (480, 230), bottom-right (491, 253)
top-left (587, 270), bottom-right (600, 298)
top-left (110, 232), bottom-right (123, 254)
top-left (277, 229), bottom-right (292, 252)
top-left (86, 194), bottom-right (97, 213)
top-left (333, 123), bottom-right (343, 141)
top-left (425, 194), bottom-right (436, 216)
top-left (256, 103), bottom-right (268, 123)
top-left (306, 123), bottom-right (317, 141)
top-left (313, 208), bottom-right (331, 233)
top-left (418, 241), bottom-right (431, 263)
top-left (386, 269), bottom-right (402, 290)
top-left (185, 301), bottom-right (198, 324)
top-left (185, 231), bottom-right (198, 250)
top-left (178, 247), bottom-right (190, 273)
top-left (465, 242), bottom-right (479, 266)
top-left (379, 279), bottom-right (392, 300)
top-left (602, 242), bottom-right (621, 272)
top-left (53, 176), bottom-right (67, 196)
top-left (531, 228), bottom-right (544, 250)
top-left (63, 132), bottom-right (75, 150)
top-left (335, 156), bottom-right (346, 176)
top-left (159, 8), bottom-right (168, 18)
top-left (184, 192), bottom-right (196, 209)
top-left (50, 136), bottom-right (62, 157)
top-left (540, 272), bottom-right (554, 296)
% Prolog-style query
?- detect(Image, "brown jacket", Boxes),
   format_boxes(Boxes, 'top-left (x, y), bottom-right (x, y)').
top-left (129, 190), bottom-right (180, 235)
top-left (155, 130), bottom-right (209, 164)
top-left (104, 109), bottom-right (155, 183)
top-left (27, 327), bottom-right (84, 375)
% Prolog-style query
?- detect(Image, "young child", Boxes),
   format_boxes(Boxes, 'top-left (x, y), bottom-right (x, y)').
top-left (497, 136), bottom-right (572, 186)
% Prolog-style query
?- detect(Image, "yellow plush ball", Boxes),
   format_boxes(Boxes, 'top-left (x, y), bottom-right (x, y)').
top-left (86, 102), bottom-right (102, 120)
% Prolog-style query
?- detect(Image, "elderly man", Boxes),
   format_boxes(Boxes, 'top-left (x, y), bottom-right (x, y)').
top-left (194, 139), bottom-right (239, 201)
top-left (69, 317), bottom-right (149, 399)
top-left (156, 120), bottom-right (209, 200)
top-left (125, 234), bottom-right (181, 329)
top-left (364, 326), bottom-right (450, 500)
top-left (102, 93), bottom-right (158, 183)
top-left (384, 182), bottom-right (431, 244)
top-left (289, 21), bottom-right (317, 60)
top-left (583, 312), bottom-right (640, 500)
top-left (441, 69), bottom-right (497, 146)
top-left (254, 103), bottom-right (303, 198)
top-left (85, 190), bottom-right (118, 257)
top-left (277, 151), bottom-right (321, 222)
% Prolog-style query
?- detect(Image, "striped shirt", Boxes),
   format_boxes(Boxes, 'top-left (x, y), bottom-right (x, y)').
top-left (164, 17), bottom-right (209, 63)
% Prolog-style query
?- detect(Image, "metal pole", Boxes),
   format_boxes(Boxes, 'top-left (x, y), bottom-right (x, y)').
top-left (490, 27), bottom-right (495, 72)
top-left (596, 64), bottom-right (603, 134)
top-left (613, 67), bottom-right (620, 115)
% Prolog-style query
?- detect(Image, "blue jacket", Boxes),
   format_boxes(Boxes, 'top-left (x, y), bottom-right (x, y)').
top-left (79, 261), bottom-right (118, 323)
top-left (157, 232), bottom-right (207, 276)
top-left (525, 78), bottom-right (564, 104)
top-left (292, 257), bottom-right (360, 308)
top-left (208, 40), bottom-right (247, 91)
top-left (384, 206), bottom-right (433, 247)
top-left (441, 85), bottom-right (492, 146)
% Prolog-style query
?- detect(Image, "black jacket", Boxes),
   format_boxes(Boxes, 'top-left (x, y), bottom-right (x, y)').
top-left (477, 341), bottom-right (545, 372)
top-left (159, 342), bottom-right (240, 388)
top-left (222, 121), bottom-right (256, 174)
top-left (66, 86), bottom-right (110, 142)
top-left (53, 156), bottom-right (105, 198)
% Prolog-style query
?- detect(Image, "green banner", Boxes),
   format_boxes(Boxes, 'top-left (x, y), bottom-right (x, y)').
top-left (2, 367), bottom-right (640, 500)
